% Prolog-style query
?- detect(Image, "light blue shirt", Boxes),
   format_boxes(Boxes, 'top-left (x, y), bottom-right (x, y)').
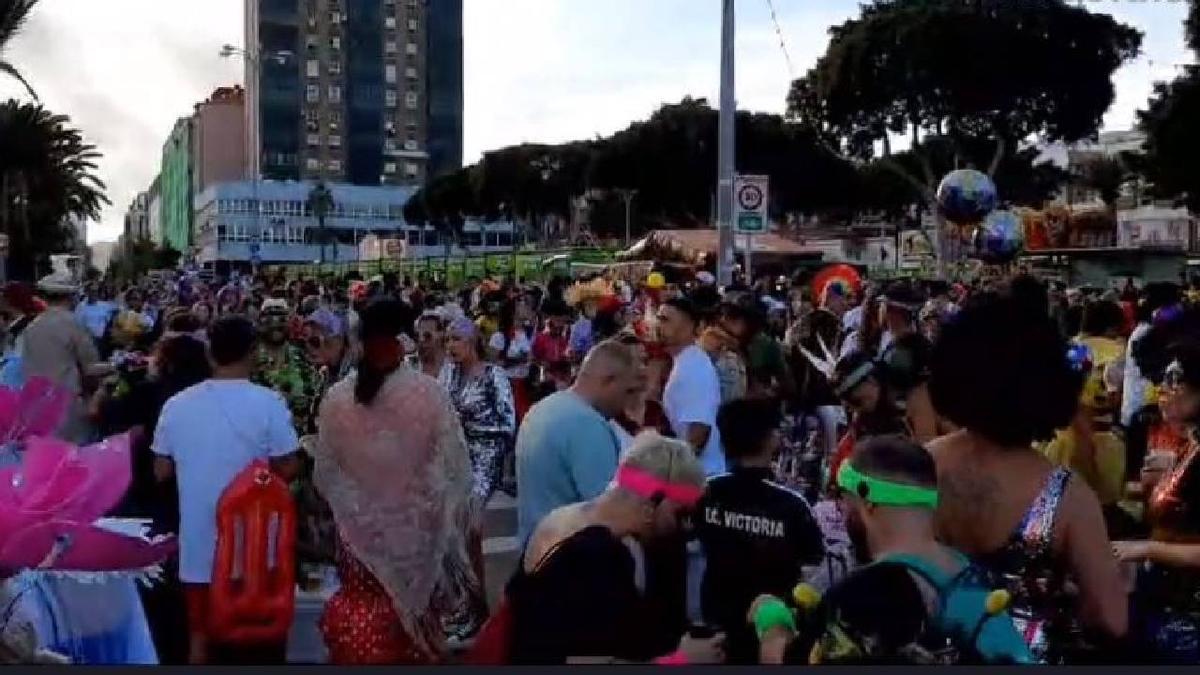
top-left (153, 380), bottom-right (298, 583)
top-left (516, 389), bottom-right (619, 543)
top-left (75, 300), bottom-right (116, 339)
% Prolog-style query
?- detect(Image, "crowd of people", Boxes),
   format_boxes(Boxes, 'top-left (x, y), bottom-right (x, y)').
top-left (4, 260), bottom-right (1200, 665)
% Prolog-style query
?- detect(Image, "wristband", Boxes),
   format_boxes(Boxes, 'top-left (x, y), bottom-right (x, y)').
top-left (654, 650), bottom-right (689, 665)
top-left (753, 597), bottom-right (797, 640)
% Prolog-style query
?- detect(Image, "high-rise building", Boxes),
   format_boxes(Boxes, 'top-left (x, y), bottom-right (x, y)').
top-left (245, 0), bottom-right (461, 187)
top-left (160, 118), bottom-right (194, 252)
top-left (193, 86), bottom-right (248, 195)
top-left (426, 0), bottom-right (463, 180)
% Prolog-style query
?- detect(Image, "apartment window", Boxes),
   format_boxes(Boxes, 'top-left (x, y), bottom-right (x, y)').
top-left (385, 90), bottom-right (398, 108)
top-left (408, 18), bottom-right (419, 31)
top-left (385, 40), bottom-right (398, 55)
top-left (329, 85), bottom-right (342, 103)
top-left (405, 162), bottom-right (420, 179)
top-left (328, 159), bottom-right (342, 172)
top-left (331, 36), bottom-right (341, 51)
top-left (307, 133), bottom-right (321, 146)
top-left (305, 112), bottom-right (319, 132)
top-left (405, 42), bottom-right (418, 56)
top-left (330, 11), bottom-right (341, 23)
top-left (385, 64), bottom-right (397, 84)
top-left (384, 162), bottom-right (397, 174)
top-left (385, 121), bottom-right (396, 137)
top-left (306, 59), bottom-right (320, 77)
top-left (404, 139), bottom-right (418, 151)
top-left (405, 91), bottom-right (419, 109)
top-left (384, 16), bottom-right (396, 29)
top-left (405, 66), bottom-right (418, 80)
top-left (384, 139), bottom-right (397, 153)
top-left (306, 35), bottom-right (318, 51)
top-left (329, 60), bottom-right (341, 75)
top-left (306, 84), bottom-right (320, 102)
top-left (329, 135), bottom-right (341, 148)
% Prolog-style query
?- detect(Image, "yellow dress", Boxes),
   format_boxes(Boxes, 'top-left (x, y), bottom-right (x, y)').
top-left (1040, 335), bottom-right (1127, 504)
top-left (1039, 428), bottom-right (1125, 506)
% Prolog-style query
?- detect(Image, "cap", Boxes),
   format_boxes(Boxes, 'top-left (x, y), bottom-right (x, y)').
top-left (305, 307), bottom-right (346, 337)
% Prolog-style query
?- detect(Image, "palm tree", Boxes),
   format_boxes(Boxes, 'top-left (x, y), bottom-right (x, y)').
top-left (0, 101), bottom-right (108, 280)
top-left (0, 0), bottom-right (40, 100)
top-left (306, 181), bottom-right (334, 263)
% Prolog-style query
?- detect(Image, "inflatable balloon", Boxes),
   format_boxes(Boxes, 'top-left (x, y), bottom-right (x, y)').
top-left (936, 169), bottom-right (997, 226)
top-left (971, 209), bottom-right (1024, 264)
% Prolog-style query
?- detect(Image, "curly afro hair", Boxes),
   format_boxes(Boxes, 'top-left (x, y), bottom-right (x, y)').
top-left (929, 293), bottom-right (1081, 447)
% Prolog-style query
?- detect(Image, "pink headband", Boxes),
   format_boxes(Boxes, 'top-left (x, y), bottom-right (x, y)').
top-left (615, 465), bottom-right (704, 507)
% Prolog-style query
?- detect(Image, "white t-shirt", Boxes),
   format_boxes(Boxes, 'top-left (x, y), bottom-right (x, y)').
top-left (663, 344), bottom-right (724, 476)
top-left (1122, 322), bottom-right (1152, 426)
top-left (153, 379), bottom-right (299, 583)
top-left (489, 329), bottom-right (532, 379)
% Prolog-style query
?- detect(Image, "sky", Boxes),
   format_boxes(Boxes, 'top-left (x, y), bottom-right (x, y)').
top-left (0, 0), bottom-right (1194, 243)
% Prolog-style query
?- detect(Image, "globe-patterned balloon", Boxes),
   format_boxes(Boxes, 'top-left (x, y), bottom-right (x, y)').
top-left (936, 169), bottom-right (998, 225)
top-left (971, 209), bottom-right (1024, 264)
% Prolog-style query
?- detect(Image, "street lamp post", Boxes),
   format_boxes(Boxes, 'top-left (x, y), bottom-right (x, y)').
top-left (616, 188), bottom-right (638, 248)
top-left (716, 0), bottom-right (736, 287)
top-left (219, 44), bottom-right (293, 273)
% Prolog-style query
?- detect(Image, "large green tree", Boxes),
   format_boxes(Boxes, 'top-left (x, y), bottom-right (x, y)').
top-left (0, 0), bottom-right (39, 99)
top-left (409, 98), bottom-right (870, 244)
top-left (1139, 0), bottom-right (1200, 210)
top-left (788, 0), bottom-right (1141, 204)
top-left (0, 101), bottom-right (109, 279)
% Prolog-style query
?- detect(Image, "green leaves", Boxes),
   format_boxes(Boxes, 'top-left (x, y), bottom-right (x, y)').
top-left (788, 0), bottom-right (1142, 168)
top-left (0, 0), bottom-right (41, 100)
top-left (0, 100), bottom-right (109, 279)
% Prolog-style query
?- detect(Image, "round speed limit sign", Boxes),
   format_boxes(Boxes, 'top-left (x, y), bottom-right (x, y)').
top-left (737, 183), bottom-right (764, 212)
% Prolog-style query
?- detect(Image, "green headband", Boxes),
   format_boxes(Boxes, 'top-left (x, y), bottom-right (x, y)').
top-left (837, 461), bottom-right (939, 509)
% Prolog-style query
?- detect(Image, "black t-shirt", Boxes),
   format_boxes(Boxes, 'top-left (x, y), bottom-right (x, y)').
top-left (509, 526), bottom-right (663, 664)
top-left (696, 466), bottom-right (825, 662)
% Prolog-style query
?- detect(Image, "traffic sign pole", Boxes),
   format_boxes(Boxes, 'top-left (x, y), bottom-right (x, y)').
top-left (733, 174), bottom-right (769, 285)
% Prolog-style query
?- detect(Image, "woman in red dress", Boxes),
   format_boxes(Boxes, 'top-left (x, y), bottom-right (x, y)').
top-left (313, 299), bottom-right (476, 663)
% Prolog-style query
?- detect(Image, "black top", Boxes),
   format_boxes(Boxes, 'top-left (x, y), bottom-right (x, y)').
top-left (101, 377), bottom-right (180, 535)
top-left (696, 466), bottom-right (825, 662)
top-left (508, 525), bottom-right (663, 664)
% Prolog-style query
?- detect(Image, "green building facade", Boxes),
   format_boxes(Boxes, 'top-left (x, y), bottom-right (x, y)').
top-left (160, 117), bottom-right (194, 253)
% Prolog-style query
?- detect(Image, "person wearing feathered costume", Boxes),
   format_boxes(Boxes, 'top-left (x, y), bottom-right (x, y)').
top-left (0, 377), bottom-right (176, 664)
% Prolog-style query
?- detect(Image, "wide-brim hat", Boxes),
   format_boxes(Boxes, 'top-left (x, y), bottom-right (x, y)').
top-left (36, 273), bottom-right (78, 297)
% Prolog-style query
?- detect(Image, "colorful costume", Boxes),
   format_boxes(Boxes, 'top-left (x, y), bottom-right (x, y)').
top-left (0, 377), bottom-right (176, 664)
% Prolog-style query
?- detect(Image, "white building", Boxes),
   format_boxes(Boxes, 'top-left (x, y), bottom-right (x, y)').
top-left (1117, 205), bottom-right (1196, 251)
top-left (148, 192), bottom-right (164, 246)
top-left (193, 180), bottom-right (515, 266)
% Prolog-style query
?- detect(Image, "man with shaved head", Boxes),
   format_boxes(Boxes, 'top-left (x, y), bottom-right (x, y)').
top-left (515, 338), bottom-right (646, 543)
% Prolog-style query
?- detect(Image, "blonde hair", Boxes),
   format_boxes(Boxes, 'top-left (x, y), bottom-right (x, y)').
top-left (620, 431), bottom-right (706, 491)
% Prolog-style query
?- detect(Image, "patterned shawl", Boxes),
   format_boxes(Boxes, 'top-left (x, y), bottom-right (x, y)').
top-left (314, 366), bottom-right (474, 657)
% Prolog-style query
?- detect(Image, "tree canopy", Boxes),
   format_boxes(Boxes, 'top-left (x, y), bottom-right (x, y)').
top-left (1139, 0), bottom-right (1200, 210)
top-left (0, 0), bottom-right (39, 100)
top-left (0, 100), bottom-right (109, 280)
top-left (788, 0), bottom-right (1141, 193)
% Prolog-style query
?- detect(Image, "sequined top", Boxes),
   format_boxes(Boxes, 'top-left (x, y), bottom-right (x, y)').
top-left (1144, 439), bottom-right (1200, 614)
top-left (977, 467), bottom-right (1075, 662)
top-left (1149, 439), bottom-right (1200, 541)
